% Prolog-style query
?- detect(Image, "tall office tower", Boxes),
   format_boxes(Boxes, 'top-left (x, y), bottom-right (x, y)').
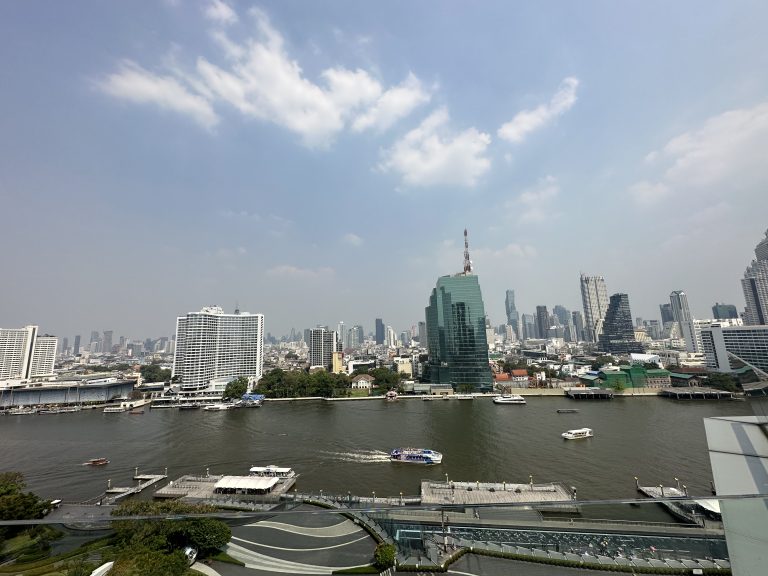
top-left (505, 290), bottom-right (520, 339)
top-left (553, 305), bottom-right (575, 342)
top-left (173, 306), bottom-right (264, 393)
top-left (355, 325), bottom-right (364, 345)
top-left (712, 303), bottom-right (738, 320)
top-left (400, 331), bottom-right (411, 347)
top-left (635, 317), bottom-right (644, 329)
top-left (572, 311), bottom-right (585, 342)
top-left (337, 322), bottom-right (345, 350)
top-left (580, 274), bottom-right (609, 342)
top-left (89, 330), bottom-right (101, 352)
top-left (309, 327), bottom-right (337, 369)
top-left (303, 329), bottom-right (311, 345)
top-left (418, 321), bottom-right (427, 345)
top-left (61, 337), bottom-right (69, 356)
top-left (659, 303), bottom-right (674, 324)
top-left (386, 326), bottom-right (397, 348)
top-left (102, 331), bottom-right (113, 354)
top-left (522, 314), bottom-right (536, 340)
top-left (375, 318), bottom-right (385, 345)
top-left (425, 230), bottom-right (492, 391)
top-left (741, 229), bottom-right (768, 325)
top-left (670, 290), bottom-right (700, 352)
top-left (0, 326), bottom-right (57, 380)
top-left (646, 320), bottom-right (662, 340)
top-left (598, 294), bottom-right (644, 354)
top-left (535, 306), bottom-right (550, 340)
top-left (73, 335), bottom-right (81, 355)
top-left (347, 327), bottom-right (359, 349)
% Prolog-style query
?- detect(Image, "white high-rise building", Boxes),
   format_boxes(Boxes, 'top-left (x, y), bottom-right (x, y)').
top-left (309, 327), bottom-right (337, 369)
top-left (701, 323), bottom-right (768, 374)
top-left (580, 274), bottom-right (609, 342)
top-left (172, 306), bottom-right (264, 394)
top-left (742, 229), bottom-right (768, 325)
top-left (670, 290), bottom-right (700, 353)
top-left (0, 326), bottom-right (57, 381)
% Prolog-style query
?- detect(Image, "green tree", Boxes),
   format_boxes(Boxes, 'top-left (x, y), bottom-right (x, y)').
top-left (140, 363), bottom-right (171, 383)
top-left (0, 472), bottom-right (48, 521)
top-left (223, 376), bottom-right (249, 400)
top-left (706, 372), bottom-right (738, 392)
top-left (643, 362), bottom-right (661, 369)
top-left (373, 543), bottom-right (396, 569)
top-left (590, 355), bottom-right (616, 370)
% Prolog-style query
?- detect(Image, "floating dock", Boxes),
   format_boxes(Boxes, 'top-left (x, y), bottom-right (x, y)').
top-left (565, 388), bottom-right (614, 400)
top-left (154, 473), bottom-right (297, 506)
top-left (421, 480), bottom-right (578, 512)
top-left (660, 387), bottom-right (733, 400)
top-left (636, 483), bottom-right (706, 526)
top-left (105, 473), bottom-right (167, 504)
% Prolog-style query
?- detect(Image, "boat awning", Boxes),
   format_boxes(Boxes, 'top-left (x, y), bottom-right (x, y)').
top-left (214, 476), bottom-right (279, 491)
top-left (249, 466), bottom-right (292, 475)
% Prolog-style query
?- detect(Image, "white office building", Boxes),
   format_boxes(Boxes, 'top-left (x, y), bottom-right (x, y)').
top-left (0, 326), bottom-right (57, 381)
top-left (701, 323), bottom-right (768, 374)
top-left (172, 306), bottom-right (264, 394)
top-left (580, 274), bottom-right (609, 342)
top-left (742, 229), bottom-right (768, 325)
top-left (309, 327), bottom-right (337, 369)
top-left (670, 290), bottom-right (700, 353)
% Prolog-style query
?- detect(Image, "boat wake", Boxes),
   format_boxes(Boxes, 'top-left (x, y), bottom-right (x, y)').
top-left (321, 450), bottom-right (391, 463)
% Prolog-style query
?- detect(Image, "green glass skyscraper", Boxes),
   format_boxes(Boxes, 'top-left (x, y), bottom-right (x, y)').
top-left (425, 231), bottom-right (493, 391)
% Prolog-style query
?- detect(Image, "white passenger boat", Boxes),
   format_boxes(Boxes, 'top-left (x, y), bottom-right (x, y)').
top-left (203, 403), bottom-right (233, 411)
top-left (561, 428), bottom-right (593, 440)
top-left (390, 448), bottom-right (443, 464)
top-left (103, 405), bottom-right (127, 413)
top-left (249, 465), bottom-right (297, 479)
top-left (454, 394), bottom-right (474, 400)
top-left (493, 394), bottom-right (526, 405)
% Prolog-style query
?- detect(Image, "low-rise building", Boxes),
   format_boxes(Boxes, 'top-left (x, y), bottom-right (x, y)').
top-left (350, 374), bottom-right (374, 390)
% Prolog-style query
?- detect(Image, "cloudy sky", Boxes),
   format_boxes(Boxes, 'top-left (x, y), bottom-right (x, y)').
top-left (1, 1), bottom-right (767, 341)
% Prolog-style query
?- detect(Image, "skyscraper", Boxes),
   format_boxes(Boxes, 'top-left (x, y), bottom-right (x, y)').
top-left (425, 230), bottom-right (492, 391)
top-left (571, 311), bottom-right (585, 342)
top-left (535, 305), bottom-right (550, 340)
top-left (505, 290), bottom-right (520, 339)
top-left (580, 274), bottom-right (609, 342)
top-left (670, 290), bottom-right (700, 352)
top-left (659, 303), bottom-right (674, 324)
top-left (73, 334), bottom-right (81, 356)
top-left (309, 327), bottom-right (337, 369)
top-left (712, 303), bottom-right (738, 320)
top-left (0, 325), bottom-right (57, 380)
top-left (172, 306), bottom-right (264, 394)
top-left (741, 229), bottom-right (768, 325)
top-left (598, 294), bottom-right (643, 354)
top-left (102, 330), bottom-right (113, 354)
top-left (61, 337), bottom-right (69, 356)
top-left (417, 321), bottom-right (427, 345)
top-left (521, 314), bottom-right (536, 340)
top-left (375, 318), bottom-right (385, 345)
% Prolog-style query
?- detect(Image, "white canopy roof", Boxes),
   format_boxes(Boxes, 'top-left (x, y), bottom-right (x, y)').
top-left (214, 475), bottom-right (279, 491)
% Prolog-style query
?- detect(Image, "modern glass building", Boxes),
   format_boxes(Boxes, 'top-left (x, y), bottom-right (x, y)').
top-left (425, 274), bottom-right (493, 391)
top-left (598, 293), bottom-right (644, 355)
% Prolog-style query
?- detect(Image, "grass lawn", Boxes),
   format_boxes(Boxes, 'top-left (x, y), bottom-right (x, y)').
top-left (1, 533), bottom-right (35, 555)
top-left (348, 389), bottom-right (373, 398)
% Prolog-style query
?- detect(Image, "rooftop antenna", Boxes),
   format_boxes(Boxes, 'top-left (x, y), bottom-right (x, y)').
top-left (463, 228), bottom-right (472, 274)
top-left (234, 301), bottom-right (240, 315)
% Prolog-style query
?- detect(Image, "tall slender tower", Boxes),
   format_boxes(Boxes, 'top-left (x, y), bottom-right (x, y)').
top-left (505, 290), bottom-right (520, 338)
top-left (580, 274), bottom-right (609, 343)
top-left (742, 229), bottom-right (768, 325)
top-left (670, 290), bottom-right (700, 352)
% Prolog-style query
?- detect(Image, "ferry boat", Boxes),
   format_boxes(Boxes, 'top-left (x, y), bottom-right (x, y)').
top-left (249, 465), bottom-right (297, 479)
top-left (203, 403), bottom-right (233, 411)
top-left (178, 403), bottom-right (202, 410)
top-left (390, 448), bottom-right (443, 465)
top-left (84, 458), bottom-right (109, 466)
top-left (557, 408), bottom-right (579, 413)
top-left (493, 394), bottom-right (526, 404)
top-left (103, 405), bottom-right (127, 413)
top-left (8, 407), bottom-right (37, 415)
top-left (561, 428), bottom-right (593, 440)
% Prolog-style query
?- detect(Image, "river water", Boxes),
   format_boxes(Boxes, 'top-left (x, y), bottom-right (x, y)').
top-left (0, 396), bottom-right (757, 503)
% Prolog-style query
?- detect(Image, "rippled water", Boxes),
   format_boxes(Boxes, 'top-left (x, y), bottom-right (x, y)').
top-left (0, 396), bottom-right (756, 502)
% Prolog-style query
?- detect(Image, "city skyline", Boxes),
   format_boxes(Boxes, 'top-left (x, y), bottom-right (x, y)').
top-left (2, 1), bottom-right (767, 338)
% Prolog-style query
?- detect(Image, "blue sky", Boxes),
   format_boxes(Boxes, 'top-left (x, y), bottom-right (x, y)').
top-left (1, 0), bottom-right (767, 340)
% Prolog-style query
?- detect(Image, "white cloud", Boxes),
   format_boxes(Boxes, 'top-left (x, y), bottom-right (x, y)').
top-left (474, 243), bottom-right (538, 259)
top-left (380, 107), bottom-right (491, 188)
top-left (508, 176), bottom-right (560, 223)
top-left (219, 209), bottom-right (260, 220)
top-left (97, 60), bottom-right (219, 129)
top-left (342, 233), bottom-right (363, 246)
top-left (352, 73), bottom-right (431, 132)
top-left (629, 101), bottom-right (768, 206)
top-left (266, 265), bottom-right (334, 279)
top-left (99, 7), bottom-right (427, 147)
top-left (497, 77), bottom-right (579, 144)
top-left (204, 0), bottom-right (238, 25)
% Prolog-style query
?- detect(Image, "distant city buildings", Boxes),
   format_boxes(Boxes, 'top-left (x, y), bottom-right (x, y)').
top-left (535, 305), bottom-right (549, 340)
top-left (424, 231), bottom-right (492, 391)
top-left (172, 306), bottom-right (264, 394)
top-left (580, 274), bottom-right (609, 342)
top-left (712, 303), bottom-right (738, 320)
top-left (741, 229), bottom-right (768, 325)
top-left (598, 294), bottom-right (644, 355)
top-left (0, 325), bottom-right (57, 380)
top-left (375, 318), bottom-right (385, 345)
top-left (73, 334), bottom-right (81, 356)
top-left (670, 290), bottom-right (700, 353)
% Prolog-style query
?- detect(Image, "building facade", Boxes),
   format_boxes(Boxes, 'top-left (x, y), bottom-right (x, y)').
top-left (741, 229), bottom-right (768, 325)
top-left (505, 289), bottom-right (520, 339)
top-left (375, 318), bottom-right (385, 345)
top-left (712, 302), bottom-right (738, 320)
top-left (598, 294), bottom-right (644, 355)
top-left (309, 326), bottom-right (337, 369)
top-left (670, 290), bottom-right (700, 353)
top-left (172, 306), bottom-right (264, 393)
top-left (0, 326), bottom-right (57, 381)
top-left (701, 323), bottom-right (768, 374)
top-left (580, 274), bottom-right (609, 342)
top-left (425, 274), bottom-right (493, 392)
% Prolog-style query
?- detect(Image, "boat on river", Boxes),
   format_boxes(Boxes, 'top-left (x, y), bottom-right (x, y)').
top-left (493, 394), bottom-right (526, 405)
top-left (249, 465), bottom-right (297, 479)
top-left (390, 448), bottom-right (443, 464)
top-left (557, 408), bottom-right (579, 413)
top-left (203, 403), bottom-right (233, 411)
top-left (385, 390), bottom-right (398, 401)
top-left (84, 458), bottom-right (109, 466)
top-left (103, 405), bottom-right (127, 413)
top-left (562, 428), bottom-right (593, 440)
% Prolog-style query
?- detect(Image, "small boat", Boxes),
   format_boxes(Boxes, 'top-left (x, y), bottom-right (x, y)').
top-left (390, 448), bottom-right (443, 464)
top-left (85, 458), bottom-right (109, 466)
top-left (494, 394), bottom-right (526, 405)
top-left (103, 405), bottom-right (127, 413)
top-left (557, 408), bottom-right (579, 413)
top-left (8, 407), bottom-right (37, 415)
top-left (385, 390), bottom-right (398, 401)
top-left (178, 403), bottom-right (201, 410)
top-left (562, 428), bottom-right (593, 440)
top-left (203, 403), bottom-right (232, 411)
top-left (454, 394), bottom-right (474, 400)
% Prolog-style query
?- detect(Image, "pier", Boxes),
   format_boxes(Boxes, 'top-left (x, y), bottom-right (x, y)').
top-left (636, 479), bottom-right (709, 526)
top-left (565, 388), bottom-right (614, 400)
top-left (660, 387), bottom-right (733, 400)
top-left (105, 471), bottom-right (168, 504)
top-left (420, 479), bottom-right (578, 512)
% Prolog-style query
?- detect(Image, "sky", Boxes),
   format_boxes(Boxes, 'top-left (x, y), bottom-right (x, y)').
top-left (1, 0), bottom-right (767, 341)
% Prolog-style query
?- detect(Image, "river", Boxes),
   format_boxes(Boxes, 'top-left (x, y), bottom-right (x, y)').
top-left (0, 395), bottom-right (757, 504)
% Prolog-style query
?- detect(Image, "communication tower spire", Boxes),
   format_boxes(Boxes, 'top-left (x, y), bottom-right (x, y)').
top-left (463, 228), bottom-right (472, 274)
